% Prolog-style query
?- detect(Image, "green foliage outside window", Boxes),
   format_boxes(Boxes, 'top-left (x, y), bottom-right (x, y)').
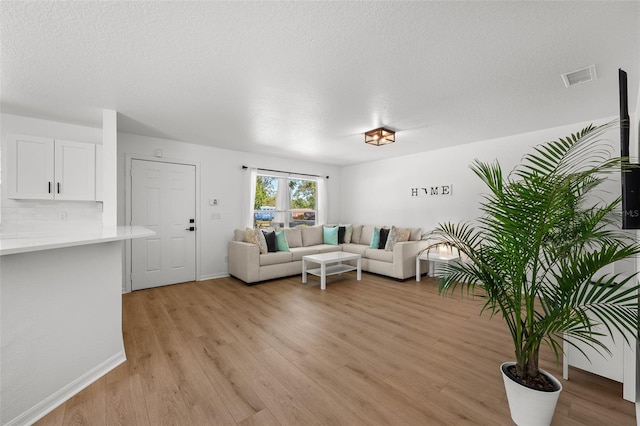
top-left (254, 176), bottom-right (316, 210)
top-left (254, 176), bottom-right (276, 209)
top-left (290, 179), bottom-right (316, 209)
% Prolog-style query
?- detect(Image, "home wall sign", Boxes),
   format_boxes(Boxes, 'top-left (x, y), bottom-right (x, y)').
top-left (410, 185), bottom-right (453, 197)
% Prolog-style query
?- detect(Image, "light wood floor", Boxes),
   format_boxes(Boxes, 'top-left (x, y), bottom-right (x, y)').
top-left (37, 273), bottom-right (635, 425)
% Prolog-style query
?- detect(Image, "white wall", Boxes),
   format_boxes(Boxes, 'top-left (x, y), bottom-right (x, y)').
top-left (118, 133), bottom-right (342, 281)
top-left (341, 117), bottom-right (620, 232)
top-left (0, 113), bottom-right (103, 235)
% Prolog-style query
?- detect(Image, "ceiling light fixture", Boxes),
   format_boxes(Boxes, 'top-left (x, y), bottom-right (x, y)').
top-left (365, 127), bottom-right (395, 146)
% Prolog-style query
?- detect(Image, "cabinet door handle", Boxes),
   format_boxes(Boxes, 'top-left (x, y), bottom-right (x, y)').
top-left (48, 182), bottom-right (52, 193)
top-left (57, 182), bottom-right (60, 194)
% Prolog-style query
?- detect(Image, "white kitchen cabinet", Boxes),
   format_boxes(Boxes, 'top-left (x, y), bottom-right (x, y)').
top-left (6, 134), bottom-right (96, 201)
top-left (54, 139), bottom-right (95, 200)
top-left (6, 134), bottom-right (55, 199)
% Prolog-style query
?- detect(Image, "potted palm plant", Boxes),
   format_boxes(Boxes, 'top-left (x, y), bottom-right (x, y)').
top-left (431, 121), bottom-right (640, 426)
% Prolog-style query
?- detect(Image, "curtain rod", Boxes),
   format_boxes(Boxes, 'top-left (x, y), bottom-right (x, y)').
top-left (242, 165), bottom-right (329, 179)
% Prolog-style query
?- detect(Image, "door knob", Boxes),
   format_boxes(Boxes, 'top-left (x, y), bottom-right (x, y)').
top-left (186, 226), bottom-right (196, 231)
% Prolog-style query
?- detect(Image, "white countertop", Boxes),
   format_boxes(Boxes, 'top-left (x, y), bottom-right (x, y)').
top-left (0, 226), bottom-right (155, 256)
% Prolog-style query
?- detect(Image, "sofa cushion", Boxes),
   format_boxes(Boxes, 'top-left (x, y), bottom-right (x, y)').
top-left (365, 248), bottom-right (393, 263)
top-left (259, 251), bottom-right (293, 266)
top-left (302, 225), bottom-right (324, 246)
top-left (323, 226), bottom-right (339, 245)
top-left (385, 226), bottom-right (410, 251)
top-left (276, 230), bottom-right (290, 252)
top-left (234, 229), bottom-right (247, 242)
top-left (341, 243), bottom-right (368, 256)
top-left (263, 230), bottom-right (277, 252)
top-left (398, 228), bottom-right (411, 242)
top-left (360, 225), bottom-right (375, 245)
top-left (257, 229), bottom-right (269, 253)
top-left (379, 227), bottom-right (390, 249)
top-left (290, 246), bottom-right (321, 261)
top-left (317, 244), bottom-right (343, 254)
top-left (246, 228), bottom-right (267, 254)
top-left (385, 226), bottom-right (397, 251)
top-left (351, 225), bottom-right (363, 245)
top-left (338, 226), bottom-right (346, 244)
top-left (369, 227), bottom-right (381, 248)
top-left (284, 227), bottom-right (303, 248)
top-left (410, 228), bottom-right (422, 241)
top-left (340, 224), bottom-right (353, 243)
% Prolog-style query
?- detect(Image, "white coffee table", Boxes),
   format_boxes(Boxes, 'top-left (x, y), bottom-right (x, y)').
top-left (302, 251), bottom-right (362, 290)
top-left (416, 251), bottom-right (460, 281)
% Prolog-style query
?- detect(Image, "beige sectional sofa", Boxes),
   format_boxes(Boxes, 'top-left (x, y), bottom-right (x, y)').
top-left (228, 224), bottom-right (428, 284)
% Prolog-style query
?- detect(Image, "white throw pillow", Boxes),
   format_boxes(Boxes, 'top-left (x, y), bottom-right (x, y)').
top-left (340, 224), bottom-right (353, 243)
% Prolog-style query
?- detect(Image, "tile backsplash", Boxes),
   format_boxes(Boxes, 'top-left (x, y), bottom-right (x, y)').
top-left (1, 199), bottom-right (103, 237)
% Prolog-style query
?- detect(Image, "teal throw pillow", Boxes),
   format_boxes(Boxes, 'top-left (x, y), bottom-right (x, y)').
top-left (323, 226), bottom-right (339, 245)
top-left (276, 230), bottom-right (290, 252)
top-left (369, 227), bottom-right (381, 248)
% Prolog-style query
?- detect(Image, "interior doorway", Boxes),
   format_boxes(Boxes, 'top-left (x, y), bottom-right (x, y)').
top-left (130, 159), bottom-right (196, 290)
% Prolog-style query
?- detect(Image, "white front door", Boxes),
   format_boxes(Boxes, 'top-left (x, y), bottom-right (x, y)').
top-left (131, 159), bottom-right (196, 290)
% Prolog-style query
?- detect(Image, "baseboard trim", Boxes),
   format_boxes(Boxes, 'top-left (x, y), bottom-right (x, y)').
top-left (199, 273), bottom-right (230, 281)
top-left (6, 351), bottom-right (126, 426)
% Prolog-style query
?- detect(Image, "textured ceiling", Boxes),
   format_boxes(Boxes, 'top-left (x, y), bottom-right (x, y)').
top-left (1, 1), bottom-right (639, 166)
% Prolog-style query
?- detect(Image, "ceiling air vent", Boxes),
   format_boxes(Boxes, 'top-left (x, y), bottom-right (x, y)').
top-left (561, 65), bottom-right (597, 88)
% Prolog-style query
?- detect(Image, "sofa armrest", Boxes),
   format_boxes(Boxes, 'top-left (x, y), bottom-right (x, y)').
top-left (392, 240), bottom-right (430, 279)
top-left (228, 241), bottom-right (260, 283)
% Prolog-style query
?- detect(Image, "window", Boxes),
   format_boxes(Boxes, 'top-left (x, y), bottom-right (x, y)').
top-left (253, 174), bottom-right (317, 228)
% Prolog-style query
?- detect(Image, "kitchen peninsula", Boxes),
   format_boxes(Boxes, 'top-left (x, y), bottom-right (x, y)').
top-left (0, 226), bottom-right (154, 426)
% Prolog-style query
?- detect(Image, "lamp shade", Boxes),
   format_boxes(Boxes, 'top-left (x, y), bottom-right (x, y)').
top-left (365, 127), bottom-right (395, 146)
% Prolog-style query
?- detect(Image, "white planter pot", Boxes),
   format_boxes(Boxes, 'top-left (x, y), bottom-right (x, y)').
top-left (500, 362), bottom-right (563, 426)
